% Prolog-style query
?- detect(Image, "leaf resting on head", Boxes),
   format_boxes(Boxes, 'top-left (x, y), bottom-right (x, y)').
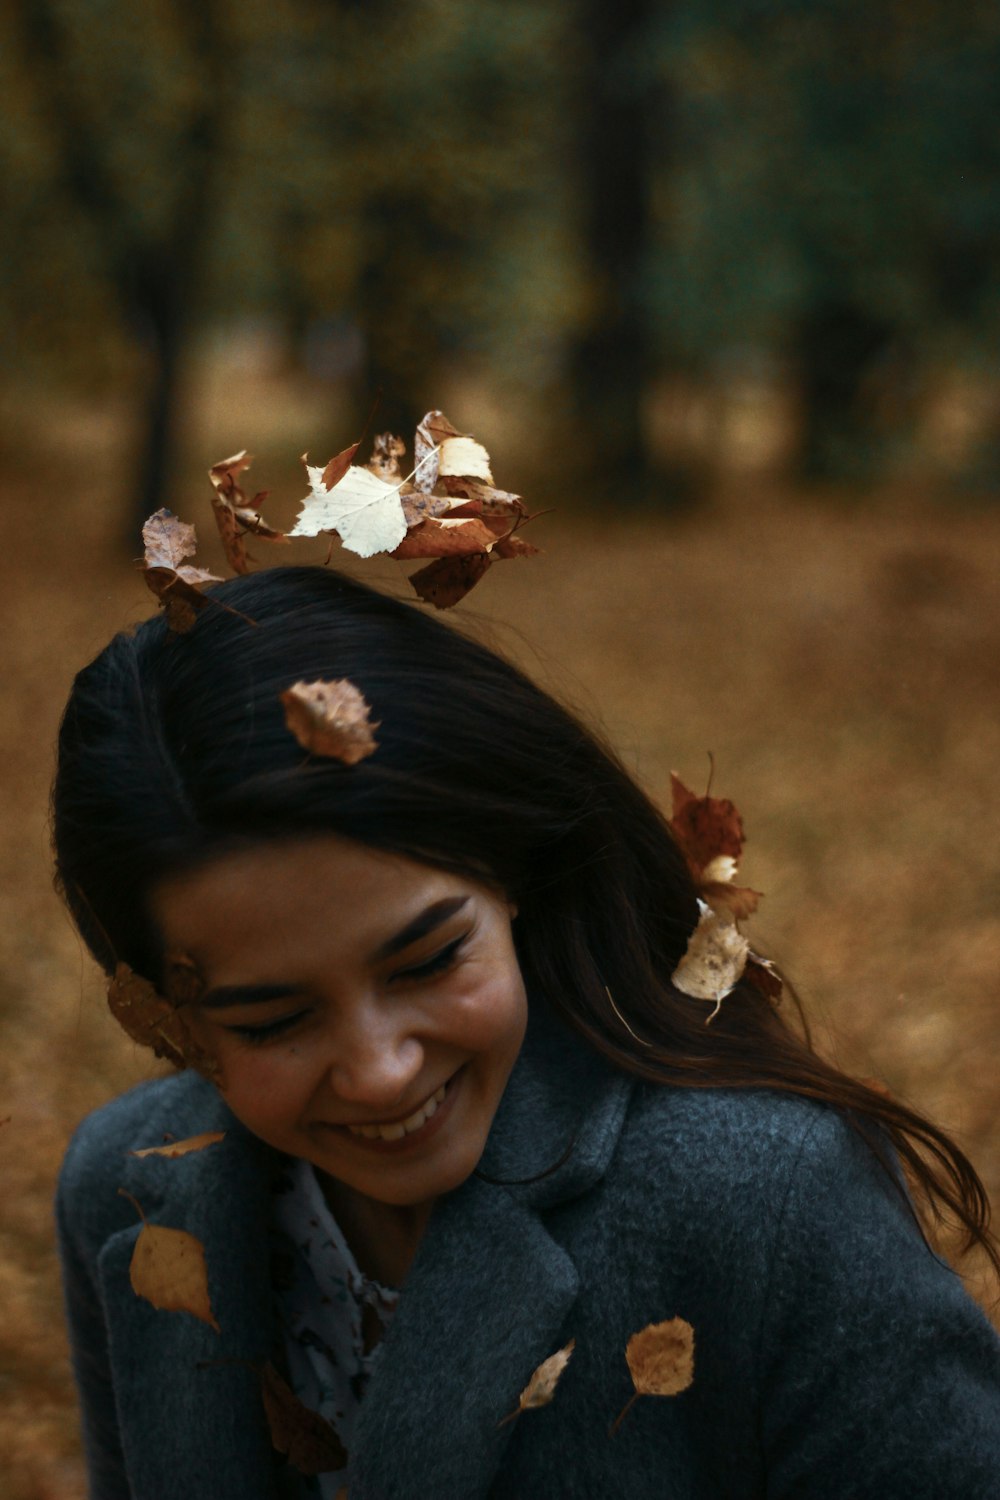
top-left (280, 679), bottom-right (379, 764)
top-left (499, 1340), bottom-right (576, 1425)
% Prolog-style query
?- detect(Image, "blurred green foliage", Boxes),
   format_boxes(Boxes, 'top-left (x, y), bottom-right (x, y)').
top-left (2, 0), bottom-right (999, 502)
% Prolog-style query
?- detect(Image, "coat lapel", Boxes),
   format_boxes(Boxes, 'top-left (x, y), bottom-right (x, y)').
top-left (98, 1086), bottom-right (280, 1500)
top-left (350, 1007), bottom-right (632, 1499)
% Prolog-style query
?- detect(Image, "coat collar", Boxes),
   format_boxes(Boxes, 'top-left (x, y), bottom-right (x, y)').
top-left (350, 1006), bottom-right (632, 1499)
top-left (99, 1006), bottom-right (631, 1499)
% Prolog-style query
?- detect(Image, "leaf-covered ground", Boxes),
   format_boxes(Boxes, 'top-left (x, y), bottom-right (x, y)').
top-left (2, 373), bottom-right (999, 1496)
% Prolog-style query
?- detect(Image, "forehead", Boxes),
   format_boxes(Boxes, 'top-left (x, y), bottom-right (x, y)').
top-left (151, 836), bottom-right (467, 974)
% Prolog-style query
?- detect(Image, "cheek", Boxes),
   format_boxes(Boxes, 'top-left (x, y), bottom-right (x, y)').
top-left (447, 962), bottom-right (528, 1058)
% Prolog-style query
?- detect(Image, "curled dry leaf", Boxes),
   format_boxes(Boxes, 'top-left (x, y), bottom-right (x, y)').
top-left (322, 441), bottom-right (361, 491)
top-left (612, 1317), bottom-right (695, 1435)
top-left (261, 1361), bottom-right (348, 1474)
top-left (745, 952), bottom-right (783, 1003)
top-left (208, 450), bottom-right (287, 574)
top-left (130, 1130), bottom-right (226, 1160)
top-left (671, 901), bottom-right (749, 1017)
top-left (366, 432), bottom-right (406, 482)
top-left (437, 434), bottom-right (494, 484)
top-left (119, 1189), bottom-right (219, 1331)
top-left (499, 1339), bottom-right (576, 1426)
top-left (413, 409), bottom-right (462, 492)
top-left (141, 509), bottom-right (223, 632)
top-left (290, 456), bottom-right (407, 558)
top-left (280, 678), bottom-right (379, 764)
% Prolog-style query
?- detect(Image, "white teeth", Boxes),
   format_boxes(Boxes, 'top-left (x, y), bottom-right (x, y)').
top-left (346, 1082), bottom-right (449, 1141)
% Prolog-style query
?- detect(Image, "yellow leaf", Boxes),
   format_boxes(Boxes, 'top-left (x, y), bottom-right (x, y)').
top-left (130, 1131), bottom-right (226, 1159)
top-left (499, 1339), bottom-right (575, 1425)
top-left (612, 1317), bottom-right (694, 1434)
top-left (119, 1190), bottom-right (219, 1331)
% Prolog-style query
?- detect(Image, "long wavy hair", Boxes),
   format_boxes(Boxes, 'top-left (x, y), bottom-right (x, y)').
top-left (52, 566), bottom-right (997, 1280)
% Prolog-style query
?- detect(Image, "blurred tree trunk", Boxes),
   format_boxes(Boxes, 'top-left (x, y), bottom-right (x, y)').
top-left (568, 0), bottom-right (669, 504)
top-left (14, 0), bottom-right (228, 533)
top-left (792, 298), bottom-right (897, 483)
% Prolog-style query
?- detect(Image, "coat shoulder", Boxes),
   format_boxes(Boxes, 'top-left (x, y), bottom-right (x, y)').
top-left (56, 1072), bottom-right (231, 1252)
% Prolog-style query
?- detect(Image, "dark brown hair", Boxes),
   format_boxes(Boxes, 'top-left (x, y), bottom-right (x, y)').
top-left (52, 565), bottom-right (997, 1282)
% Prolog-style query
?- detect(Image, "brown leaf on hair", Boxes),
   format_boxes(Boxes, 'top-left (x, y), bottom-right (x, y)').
top-left (130, 1131), bottom-right (226, 1160)
top-left (141, 510), bottom-right (224, 631)
top-left (260, 1361), bottom-right (348, 1474)
top-left (669, 773), bottom-right (745, 877)
top-left (499, 1340), bottom-right (575, 1426)
top-left (612, 1318), bottom-right (694, 1435)
top-left (409, 552), bottom-right (492, 609)
top-left (671, 902), bottom-right (749, 1014)
top-left (280, 679), bottom-right (379, 764)
top-left (108, 964), bottom-right (190, 1068)
top-left (119, 1190), bottom-right (219, 1331)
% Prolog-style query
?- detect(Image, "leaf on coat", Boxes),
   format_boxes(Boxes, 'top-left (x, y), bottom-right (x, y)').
top-left (140, 509), bottom-right (224, 632)
top-left (671, 901), bottom-right (749, 1017)
top-left (612, 1317), bottom-right (695, 1434)
top-left (260, 1361), bottom-right (348, 1474)
top-left (208, 450), bottom-right (287, 574)
top-left (280, 678), bottom-right (379, 764)
top-left (499, 1339), bottom-right (576, 1426)
top-left (118, 1189), bottom-right (220, 1331)
top-left (129, 1130), bottom-right (226, 1159)
top-left (289, 455), bottom-right (408, 558)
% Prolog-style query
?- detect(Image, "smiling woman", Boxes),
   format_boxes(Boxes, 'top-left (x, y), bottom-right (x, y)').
top-left (52, 566), bottom-right (1000, 1499)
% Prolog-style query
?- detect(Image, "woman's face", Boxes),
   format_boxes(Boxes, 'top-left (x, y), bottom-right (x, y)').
top-left (152, 836), bottom-right (528, 1210)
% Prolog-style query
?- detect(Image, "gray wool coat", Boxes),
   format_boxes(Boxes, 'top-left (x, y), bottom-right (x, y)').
top-left (57, 1007), bottom-right (1000, 1500)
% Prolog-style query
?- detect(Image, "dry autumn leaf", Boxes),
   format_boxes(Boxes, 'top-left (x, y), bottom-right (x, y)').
top-left (366, 432), bottom-right (406, 482)
top-left (437, 433), bottom-right (494, 484)
top-left (208, 451), bottom-right (286, 574)
top-left (499, 1339), bottom-right (576, 1426)
top-left (107, 963), bottom-right (190, 1069)
top-left (413, 409), bottom-right (462, 492)
top-left (289, 456), bottom-right (408, 558)
top-left (409, 552), bottom-right (492, 609)
top-left (280, 678), bottom-right (379, 764)
top-left (261, 1361), bottom-right (348, 1474)
top-left (391, 515), bottom-right (500, 561)
top-left (669, 772), bottom-right (761, 919)
top-left (671, 901), bottom-right (749, 1019)
top-left (130, 1131), bottom-right (226, 1160)
top-left (118, 1189), bottom-right (219, 1331)
top-left (612, 1318), bottom-right (694, 1434)
top-left (141, 509), bottom-right (224, 632)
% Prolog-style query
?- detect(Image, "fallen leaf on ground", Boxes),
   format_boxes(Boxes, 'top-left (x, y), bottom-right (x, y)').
top-left (119, 1189), bottom-right (219, 1331)
top-left (130, 1131), bottom-right (226, 1159)
top-left (612, 1317), bottom-right (694, 1434)
top-left (499, 1340), bottom-right (576, 1426)
top-left (141, 509), bottom-right (223, 632)
top-left (280, 679), bottom-right (379, 763)
top-left (261, 1361), bottom-right (348, 1474)
top-left (671, 901), bottom-right (749, 1017)
top-left (289, 457), bottom-right (407, 558)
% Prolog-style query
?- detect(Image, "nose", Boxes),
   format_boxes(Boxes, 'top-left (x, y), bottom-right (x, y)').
top-left (323, 1005), bottom-right (425, 1111)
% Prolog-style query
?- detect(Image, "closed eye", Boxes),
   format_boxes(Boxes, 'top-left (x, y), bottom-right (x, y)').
top-left (391, 933), bottom-right (467, 983)
top-left (226, 1009), bottom-right (309, 1045)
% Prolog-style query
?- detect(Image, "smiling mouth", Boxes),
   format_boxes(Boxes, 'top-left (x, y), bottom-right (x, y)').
top-left (345, 1082), bottom-right (448, 1141)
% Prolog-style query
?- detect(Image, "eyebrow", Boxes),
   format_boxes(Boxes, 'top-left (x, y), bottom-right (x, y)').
top-left (198, 895), bottom-right (470, 1009)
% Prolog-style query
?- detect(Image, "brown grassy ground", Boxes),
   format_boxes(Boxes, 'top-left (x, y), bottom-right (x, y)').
top-left (2, 370), bottom-right (999, 1496)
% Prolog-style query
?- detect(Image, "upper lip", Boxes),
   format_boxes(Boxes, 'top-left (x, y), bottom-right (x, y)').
top-left (329, 1073), bottom-right (453, 1130)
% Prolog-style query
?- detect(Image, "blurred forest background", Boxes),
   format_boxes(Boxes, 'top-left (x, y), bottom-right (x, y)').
top-left (2, 1), bottom-right (1000, 1494)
